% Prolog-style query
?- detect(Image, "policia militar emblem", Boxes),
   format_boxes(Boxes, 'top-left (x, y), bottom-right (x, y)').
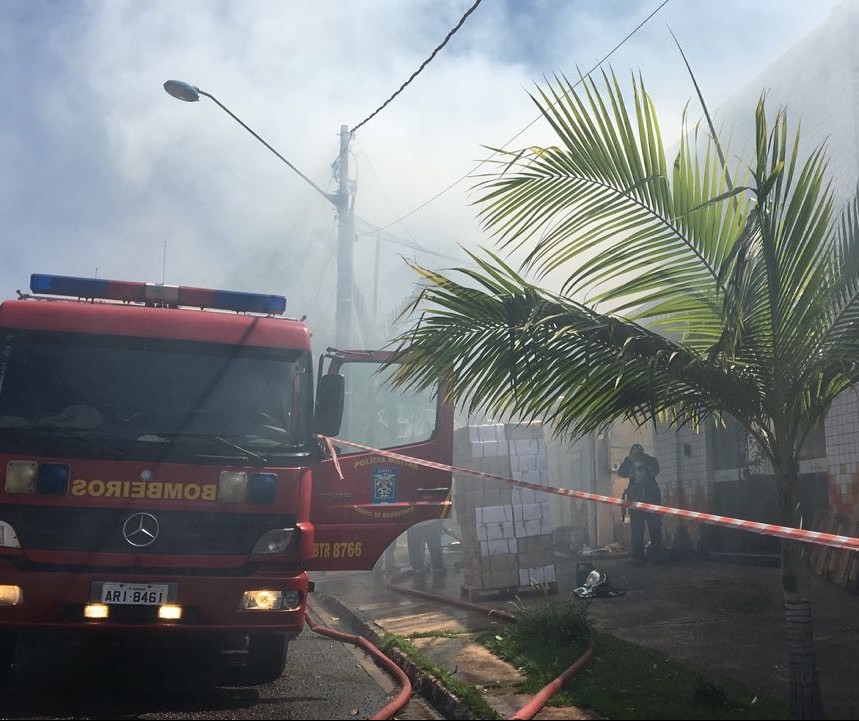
top-left (122, 512), bottom-right (160, 547)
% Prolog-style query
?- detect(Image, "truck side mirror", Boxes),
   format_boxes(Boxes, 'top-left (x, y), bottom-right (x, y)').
top-left (313, 373), bottom-right (345, 437)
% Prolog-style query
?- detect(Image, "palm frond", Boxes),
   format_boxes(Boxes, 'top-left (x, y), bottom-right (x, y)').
top-left (391, 71), bottom-right (859, 480)
top-left (389, 255), bottom-right (768, 441)
top-left (471, 69), bottom-right (749, 339)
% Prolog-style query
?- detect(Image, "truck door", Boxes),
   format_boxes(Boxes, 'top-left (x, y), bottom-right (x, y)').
top-left (307, 350), bottom-right (452, 571)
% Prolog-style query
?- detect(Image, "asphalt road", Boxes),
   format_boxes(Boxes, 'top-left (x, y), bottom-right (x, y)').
top-left (0, 601), bottom-right (438, 720)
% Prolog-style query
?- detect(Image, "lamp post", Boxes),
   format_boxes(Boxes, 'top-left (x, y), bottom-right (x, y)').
top-left (163, 80), bottom-right (354, 348)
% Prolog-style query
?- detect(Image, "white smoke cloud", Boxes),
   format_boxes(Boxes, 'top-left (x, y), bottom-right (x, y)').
top-left (0, 0), bottom-right (842, 348)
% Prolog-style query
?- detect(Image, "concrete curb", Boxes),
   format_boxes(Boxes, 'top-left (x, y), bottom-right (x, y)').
top-left (313, 591), bottom-right (478, 720)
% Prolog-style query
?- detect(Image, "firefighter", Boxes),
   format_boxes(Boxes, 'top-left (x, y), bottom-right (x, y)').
top-left (618, 443), bottom-right (663, 565)
top-left (407, 520), bottom-right (445, 574)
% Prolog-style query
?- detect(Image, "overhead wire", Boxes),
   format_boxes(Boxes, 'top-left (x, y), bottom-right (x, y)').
top-left (349, 0), bottom-right (486, 135)
top-left (369, 0), bottom-right (671, 234)
top-left (353, 151), bottom-right (461, 262)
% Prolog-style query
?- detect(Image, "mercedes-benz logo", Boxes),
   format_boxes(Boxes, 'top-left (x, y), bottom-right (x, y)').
top-left (122, 512), bottom-right (159, 548)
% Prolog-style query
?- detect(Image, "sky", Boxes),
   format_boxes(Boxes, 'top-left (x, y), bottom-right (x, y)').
top-left (0, 0), bottom-right (844, 351)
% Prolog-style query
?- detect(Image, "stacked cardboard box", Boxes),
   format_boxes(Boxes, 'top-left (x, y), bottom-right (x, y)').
top-left (507, 422), bottom-right (556, 587)
top-left (453, 422), bottom-right (557, 593)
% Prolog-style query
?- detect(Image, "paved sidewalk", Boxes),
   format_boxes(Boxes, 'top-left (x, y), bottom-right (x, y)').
top-left (311, 552), bottom-right (859, 719)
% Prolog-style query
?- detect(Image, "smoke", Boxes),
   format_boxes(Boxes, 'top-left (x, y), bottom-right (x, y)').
top-left (0, 0), bottom-right (839, 342)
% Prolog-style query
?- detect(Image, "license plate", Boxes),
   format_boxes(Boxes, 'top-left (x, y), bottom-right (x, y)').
top-left (98, 582), bottom-right (171, 605)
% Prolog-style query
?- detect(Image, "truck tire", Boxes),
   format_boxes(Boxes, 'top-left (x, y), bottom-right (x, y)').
top-left (0, 633), bottom-right (17, 683)
top-left (244, 633), bottom-right (288, 684)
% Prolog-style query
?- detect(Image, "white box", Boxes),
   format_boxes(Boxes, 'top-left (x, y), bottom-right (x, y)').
top-left (476, 425), bottom-right (493, 442)
top-left (514, 520), bottom-right (528, 537)
top-left (469, 441), bottom-right (485, 459)
top-left (483, 440), bottom-right (501, 457)
top-left (486, 521), bottom-right (515, 541)
top-left (512, 439), bottom-right (540, 456)
top-left (518, 469), bottom-right (541, 485)
top-left (519, 564), bottom-right (557, 586)
top-left (513, 503), bottom-right (545, 521)
top-left (519, 568), bottom-right (533, 586)
top-left (507, 538), bottom-right (519, 553)
top-left (516, 454), bottom-right (539, 471)
top-left (481, 539), bottom-right (512, 556)
top-left (477, 524), bottom-right (489, 541)
top-left (468, 426), bottom-right (481, 443)
top-left (525, 519), bottom-right (543, 536)
top-left (478, 424), bottom-right (506, 442)
top-left (539, 518), bottom-right (553, 535)
top-left (477, 505), bottom-right (511, 524)
top-left (512, 487), bottom-right (540, 505)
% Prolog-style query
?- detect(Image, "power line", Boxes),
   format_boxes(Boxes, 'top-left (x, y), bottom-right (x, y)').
top-left (370, 0), bottom-right (671, 233)
top-left (349, 0), bottom-right (485, 135)
top-left (354, 216), bottom-right (461, 262)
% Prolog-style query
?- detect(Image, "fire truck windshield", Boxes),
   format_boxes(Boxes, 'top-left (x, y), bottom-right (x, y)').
top-left (0, 331), bottom-right (313, 463)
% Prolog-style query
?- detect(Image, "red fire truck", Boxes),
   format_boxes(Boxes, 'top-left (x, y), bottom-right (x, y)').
top-left (0, 274), bottom-right (452, 683)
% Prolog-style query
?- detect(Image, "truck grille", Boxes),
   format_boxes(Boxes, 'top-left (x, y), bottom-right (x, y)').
top-left (0, 505), bottom-right (294, 555)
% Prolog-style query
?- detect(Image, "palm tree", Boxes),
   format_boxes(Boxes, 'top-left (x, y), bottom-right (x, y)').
top-left (389, 70), bottom-right (859, 719)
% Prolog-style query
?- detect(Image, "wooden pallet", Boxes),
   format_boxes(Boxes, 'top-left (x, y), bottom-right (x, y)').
top-left (460, 581), bottom-right (558, 602)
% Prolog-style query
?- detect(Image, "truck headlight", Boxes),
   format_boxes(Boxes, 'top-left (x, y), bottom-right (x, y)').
top-left (0, 585), bottom-right (22, 606)
top-left (5, 461), bottom-right (37, 494)
top-left (281, 590), bottom-right (301, 610)
top-left (241, 590), bottom-right (283, 610)
top-left (252, 528), bottom-right (295, 554)
top-left (218, 471), bottom-right (247, 503)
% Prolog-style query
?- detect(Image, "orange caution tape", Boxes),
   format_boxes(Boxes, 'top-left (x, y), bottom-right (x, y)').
top-left (325, 436), bottom-right (859, 552)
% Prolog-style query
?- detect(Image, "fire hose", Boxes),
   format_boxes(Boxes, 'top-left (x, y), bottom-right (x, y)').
top-left (306, 577), bottom-right (595, 720)
top-left (383, 571), bottom-right (595, 720)
top-left (304, 608), bottom-right (412, 721)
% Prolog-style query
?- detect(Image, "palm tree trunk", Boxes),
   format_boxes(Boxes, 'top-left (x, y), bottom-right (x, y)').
top-left (779, 471), bottom-right (824, 720)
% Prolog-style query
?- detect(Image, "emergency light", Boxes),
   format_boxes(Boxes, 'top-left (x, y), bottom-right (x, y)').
top-left (30, 274), bottom-right (286, 315)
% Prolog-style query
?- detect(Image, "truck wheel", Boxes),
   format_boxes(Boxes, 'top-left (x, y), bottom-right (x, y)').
top-left (244, 633), bottom-right (288, 684)
top-left (0, 633), bottom-right (18, 683)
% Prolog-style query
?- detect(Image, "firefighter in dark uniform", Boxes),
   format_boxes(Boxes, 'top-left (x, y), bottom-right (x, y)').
top-left (618, 443), bottom-right (663, 565)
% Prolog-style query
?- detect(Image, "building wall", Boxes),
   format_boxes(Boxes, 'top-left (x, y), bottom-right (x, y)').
top-left (716, 2), bottom-right (859, 213)
top-left (653, 421), bottom-right (712, 544)
top-left (825, 388), bottom-right (859, 515)
top-left (645, 2), bottom-right (859, 531)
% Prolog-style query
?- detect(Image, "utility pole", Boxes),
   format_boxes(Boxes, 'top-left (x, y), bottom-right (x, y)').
top-left (162, 81), bottom-right (357, 350)
top-left (334, 124), bottom-right (354, 349)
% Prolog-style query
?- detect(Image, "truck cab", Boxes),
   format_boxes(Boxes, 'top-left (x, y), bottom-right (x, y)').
top-left (0, 274), bottom-right (451, 683)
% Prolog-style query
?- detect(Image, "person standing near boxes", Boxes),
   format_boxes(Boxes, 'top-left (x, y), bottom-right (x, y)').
top-left (617, 443), bottom-right (664, 565)
top-left (407, 520), bottom-right (445, 574)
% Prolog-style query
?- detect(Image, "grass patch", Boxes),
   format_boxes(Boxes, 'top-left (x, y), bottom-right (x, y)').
top-left (408, 628), bottom-right (477, 639)
top-left (481, 599), bottom-right (787, 720)
top-left (379, 632), bottom-right (502, 720)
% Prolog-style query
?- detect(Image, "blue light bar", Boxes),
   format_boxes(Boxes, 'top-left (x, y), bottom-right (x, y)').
top-left (30, 275), bottom-right (112, 298)
top-left (29, 274), bottom-right (287, 315)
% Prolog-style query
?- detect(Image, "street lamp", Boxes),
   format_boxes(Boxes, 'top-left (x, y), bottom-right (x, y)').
top-left (163, 79), bottom-right (355, 348)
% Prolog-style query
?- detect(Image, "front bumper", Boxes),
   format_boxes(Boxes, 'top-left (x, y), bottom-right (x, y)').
top-left (0, 565), bottom-right (308, 636)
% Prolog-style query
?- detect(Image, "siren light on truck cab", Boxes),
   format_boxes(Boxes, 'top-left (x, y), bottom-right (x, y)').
top-left (29, 273), bottom-right (287, 315)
